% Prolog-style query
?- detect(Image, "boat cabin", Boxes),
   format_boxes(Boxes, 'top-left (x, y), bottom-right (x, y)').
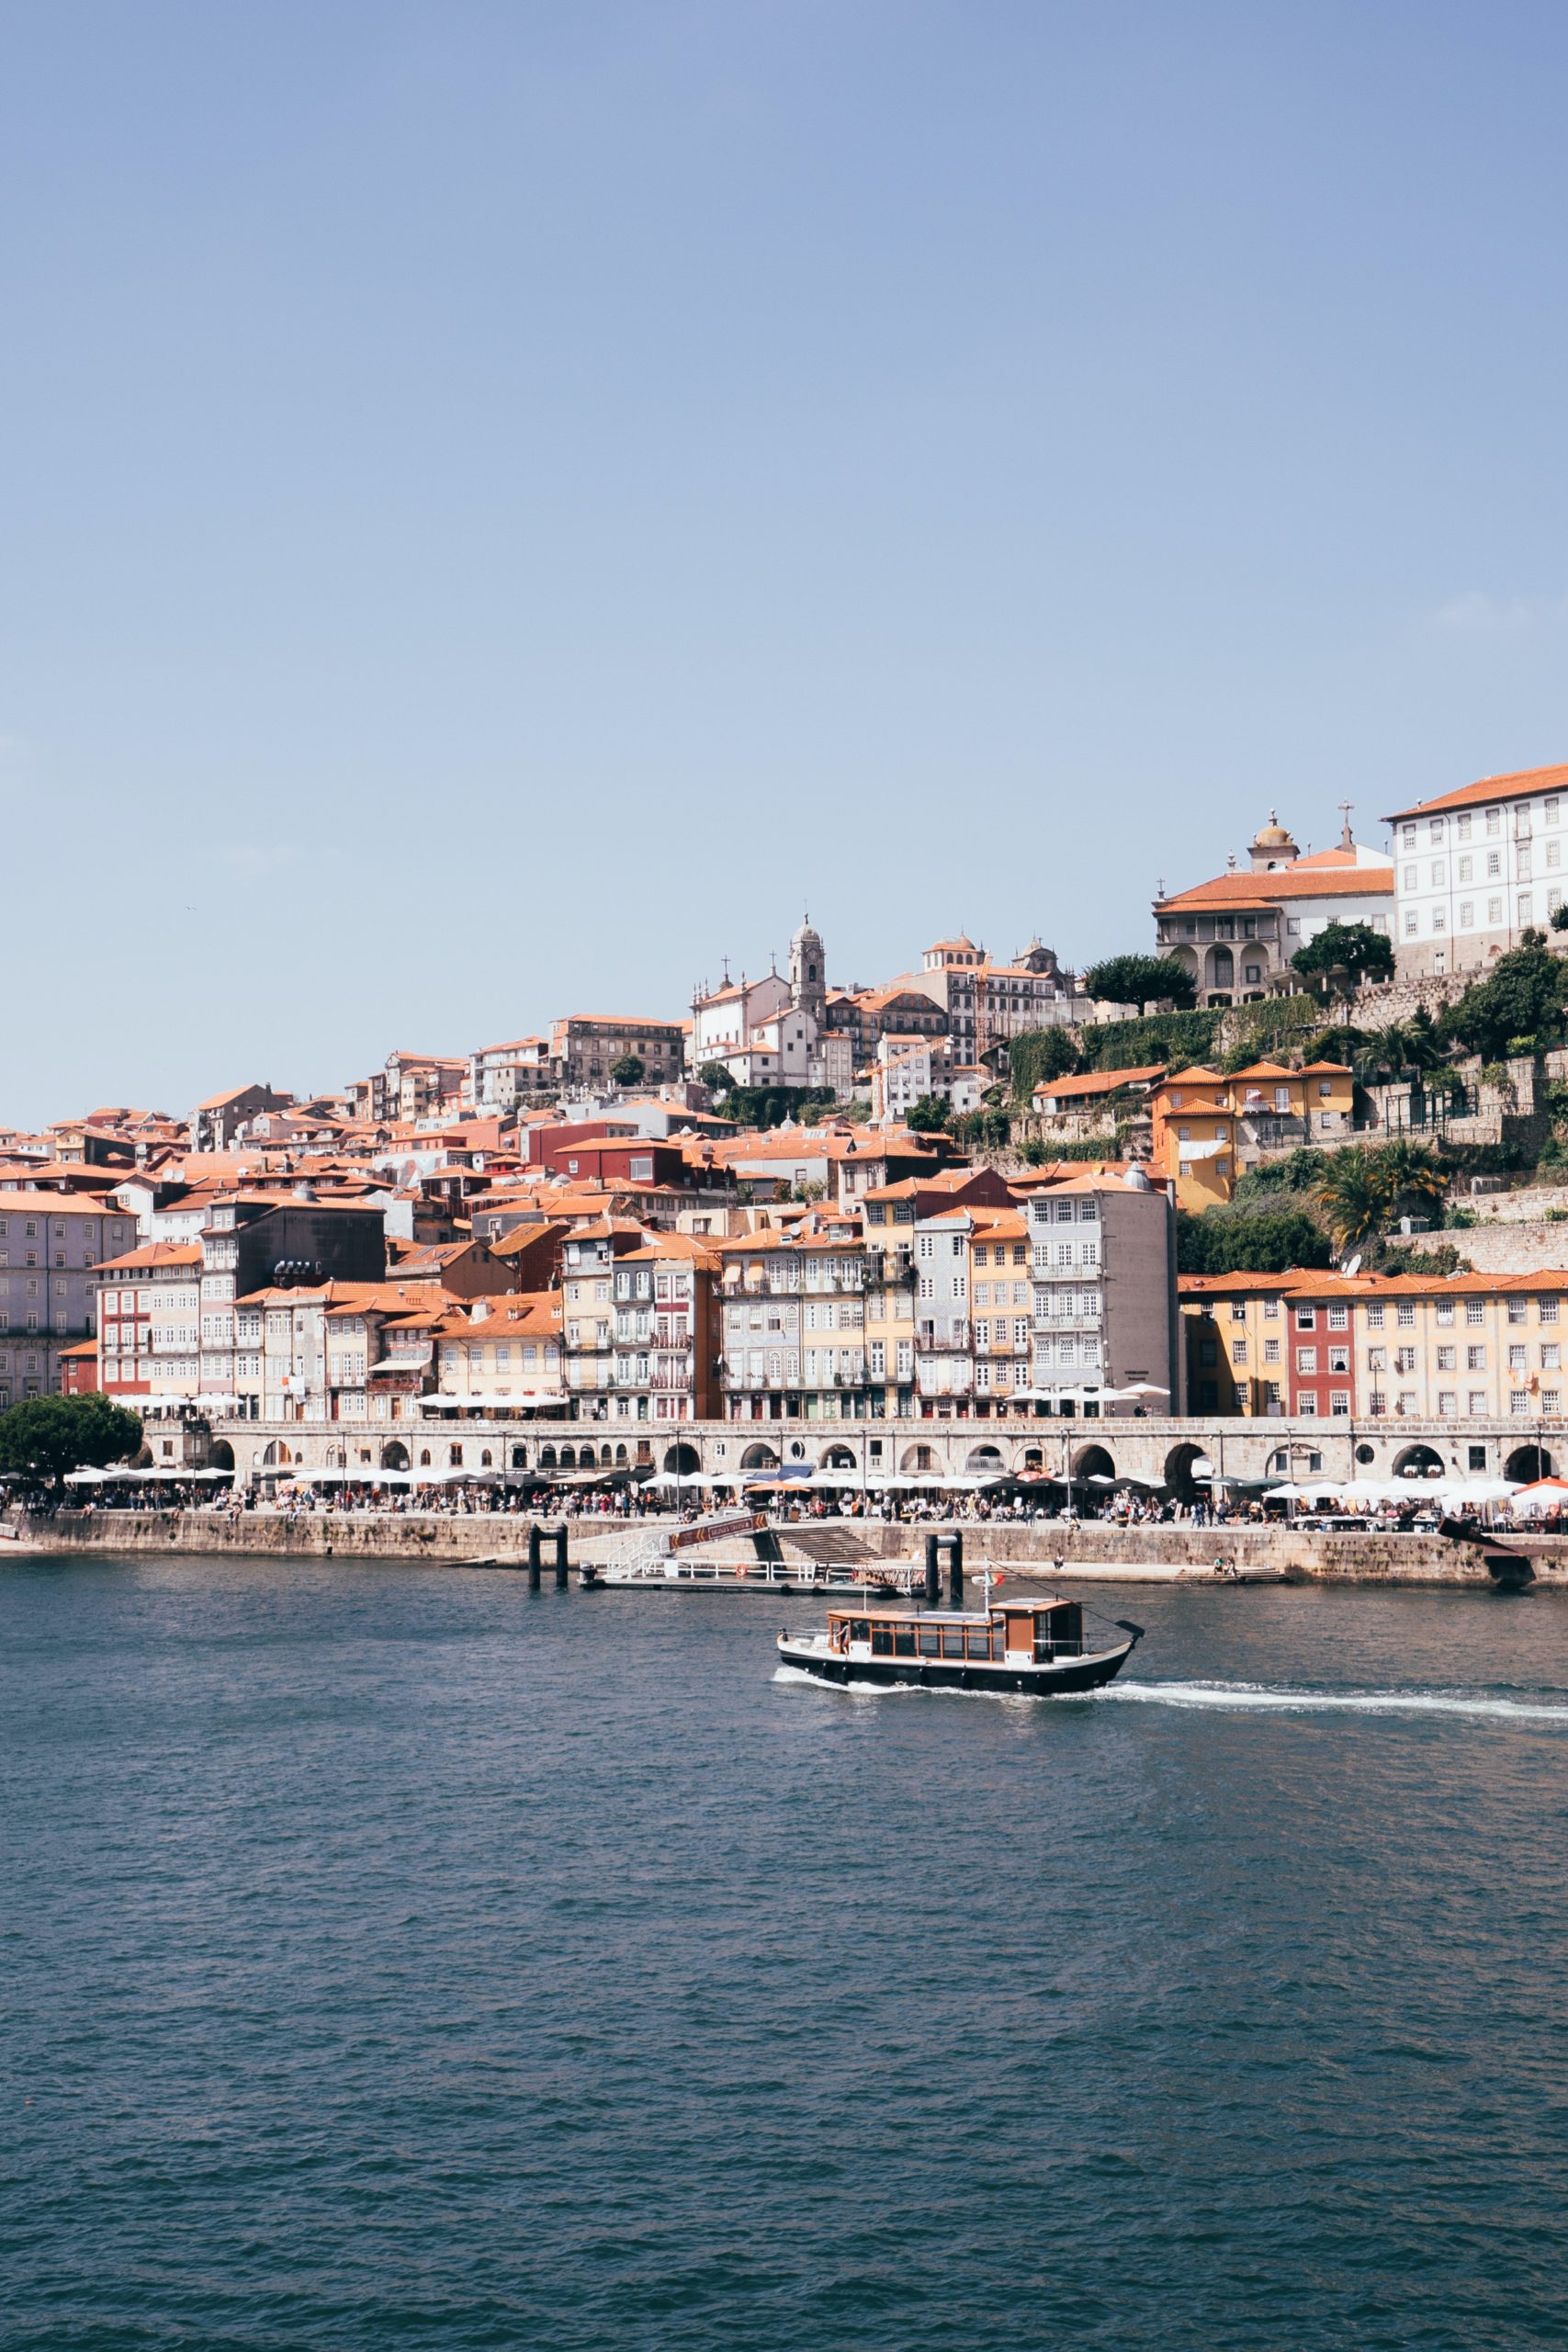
top-left (826, 1600), bottom-right (1087, 1665)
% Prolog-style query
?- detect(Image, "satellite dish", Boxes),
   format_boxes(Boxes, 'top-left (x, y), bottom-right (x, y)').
top-left (1342, 1253), bottom-right (1362, 1278)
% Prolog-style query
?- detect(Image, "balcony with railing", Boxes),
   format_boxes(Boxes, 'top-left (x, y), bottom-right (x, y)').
top-left (915, 1321), bottom-right (969, 1353)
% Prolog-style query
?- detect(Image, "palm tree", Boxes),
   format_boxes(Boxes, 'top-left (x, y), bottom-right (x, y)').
top-left (1314, 1148), bottom-right (1390, 1251)
top-left (1376, 1137), bottom-right (1449, 1216)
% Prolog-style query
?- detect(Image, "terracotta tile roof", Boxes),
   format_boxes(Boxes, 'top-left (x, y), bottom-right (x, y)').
top-left (1034, 1064), bottom-right (1167, 1100)
top-left (96, 1243), bottom-right (203, 1272)
top-left (1156, 864), bottom-right (1393, 912)
top-left (195, 1082), bottom-right (275, 1111)
top-left (1382, 760), bottom-right (1568, 825)
top-left (0, 1190), bottom-right (128, 1216)
top-left (1181, 1268), bottom-right (1568, 1300)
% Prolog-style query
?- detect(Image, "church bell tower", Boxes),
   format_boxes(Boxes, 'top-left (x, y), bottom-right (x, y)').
top-left (789, 913), bottom-right (826, 1025)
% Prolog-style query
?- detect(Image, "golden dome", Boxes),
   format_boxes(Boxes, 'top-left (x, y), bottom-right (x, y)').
top-left (1251, 809), bottom-right (1294, 848)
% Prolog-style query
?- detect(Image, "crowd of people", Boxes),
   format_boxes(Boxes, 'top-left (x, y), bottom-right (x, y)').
top-left (11, 1472), bottom-right (1545, 1535)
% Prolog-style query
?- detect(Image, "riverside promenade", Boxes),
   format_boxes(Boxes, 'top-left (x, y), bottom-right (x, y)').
top-left (15, 1510), bottom-right (1568, 1587)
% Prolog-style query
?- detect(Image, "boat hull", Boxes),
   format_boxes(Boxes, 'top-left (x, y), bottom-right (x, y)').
top-left (776, 1637), bottom-right (1136, 1696)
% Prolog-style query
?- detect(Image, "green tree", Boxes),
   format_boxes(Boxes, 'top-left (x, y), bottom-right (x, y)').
top-left (1313, 1146), bottom-right (1392, 1250)
top-left (1081, 954), bottom-right (1198, 1013)
top-left (697, 1062), bottom-right (734, 1091)
top-left (1290, 921), bottom-right (1395, 1000)
top-left (0, 1394), bottom-right (143, 1491)
top-left (1007, 1026), bottom-right (1081, 1102)
top-left (1375, 1137), bottom-right (1449, 1220)
top-left (1446, 937), bottom-right (1568, 1060)
top-left (714, 1083), bottom-right (838, 1131)
top-left (1309, 1139), bottom-right (1446, 1251)
top-left (1176, 1208), bottom-right (1334, 1275)
top-left (1230, 1147), bottom-right (1333, 1203)
top-left (952, 1107), bottom-right (1012, 1151)
top-left (609, 1054), bottom-right (645, 1086)
top-left (905, 1094), bottom-right (952, 1134)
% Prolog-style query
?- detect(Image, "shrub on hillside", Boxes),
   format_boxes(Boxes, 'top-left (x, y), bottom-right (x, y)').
top-left (1176, 1207), bottom-right (1335, 1275)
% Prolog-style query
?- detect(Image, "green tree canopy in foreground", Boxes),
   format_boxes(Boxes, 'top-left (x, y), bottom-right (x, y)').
top-left (904, 1094), bottom-right (952, 1133)
top-left (0, 1394), bottom-right (144, 1489)
top-left (1290, 921), bottom-right (1395, 998)
top-left (1081, 954), bottom-right (1198, 1013)
top-left (609, 1054), bottom-right (645, 1085)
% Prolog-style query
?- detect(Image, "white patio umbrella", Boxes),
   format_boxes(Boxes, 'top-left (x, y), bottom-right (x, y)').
top-left (1509, 1478), bottom-right (1568, 1515)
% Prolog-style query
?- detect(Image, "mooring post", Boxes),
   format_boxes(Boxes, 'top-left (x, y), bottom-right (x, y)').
top-left (948, 1530), bottom-right (964, 1608)
top-left (527, 1522), bottom-right (542, 1590)
top-left (924, 1533), bottom-right (941, 1609)
top-left (555, 1525), bottom-right (570, 1589)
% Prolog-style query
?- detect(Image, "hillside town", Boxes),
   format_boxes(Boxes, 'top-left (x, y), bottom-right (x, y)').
top-left (12, 757), bottom-right (1568, 1502)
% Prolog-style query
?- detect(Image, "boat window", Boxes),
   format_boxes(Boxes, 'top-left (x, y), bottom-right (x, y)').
top-left (894, 1629), bottom-right (917, 1657)
top-left (918, 1631), bottom-right (941, 1657)
top-left (870, 1626), bottom-right (894, 1656)
top-left (965, 1631), bottom-right (993, 1660)
top-left (942, 1630), bottom-right (965, 1658)
top-left (849, 1620), bottom-right (870, 1645)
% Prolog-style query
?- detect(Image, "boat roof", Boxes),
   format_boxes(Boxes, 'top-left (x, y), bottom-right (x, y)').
top-left (826, 1598), bottom-right (1073, 1621)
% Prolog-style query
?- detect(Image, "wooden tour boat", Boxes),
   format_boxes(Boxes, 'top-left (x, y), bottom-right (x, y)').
top-left (776, 1586), bottom-right (1143, 1695)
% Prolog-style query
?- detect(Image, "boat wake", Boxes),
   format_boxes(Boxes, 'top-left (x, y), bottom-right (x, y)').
top-left (1105, 1680), bottom-right (1568, 1724)
top-left (773, 1666), bottom-right (1568, 1721)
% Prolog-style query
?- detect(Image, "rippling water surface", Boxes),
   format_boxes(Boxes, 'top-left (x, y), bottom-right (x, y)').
top-left (4, 1556), bottom-right (1568, 2350)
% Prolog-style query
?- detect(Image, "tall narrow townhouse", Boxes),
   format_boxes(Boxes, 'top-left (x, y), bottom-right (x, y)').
top-left (1027, 1170), bottom-right (1179, 1415)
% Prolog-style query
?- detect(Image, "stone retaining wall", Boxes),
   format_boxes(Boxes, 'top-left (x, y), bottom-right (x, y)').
top-left (17, 1510), bottom-right (1568, 1587)
top-left (1404, 1221), bottom-right (1568, 1274)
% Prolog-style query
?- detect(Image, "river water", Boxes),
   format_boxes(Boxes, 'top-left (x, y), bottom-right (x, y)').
top-left (4, 1555), bottom-right (1568, 2350)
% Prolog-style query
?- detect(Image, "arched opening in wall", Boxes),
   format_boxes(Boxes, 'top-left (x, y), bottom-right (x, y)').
top-left (380, 1441), bottom-right (409, 1471)
top-left (965, 1443), bottom-right (1005, 1475)
top-left (1209, 945), bottom-right (1234, 990)
top-left (419, 1449), bottom-right (432, 1467)
top-left (1164, 1442), bottom-right (1210, 1502)
top-left (740, 1443), bottom-right (780, 1470)
top-left (1506, 1443), bottom-right (1553, 1484)
top-left (1269, 1445), bottom-right (1325, 1476)
top-left (324, 1448), bottom-right (345, 1469)
top-left (615, 1444), bottom-right (627, 1464)
top-left (664, 1443), bottom-right (701, 1476)
top-left (539, 1446), bottom-right (557, 1467)
top-left (1071, 1442), bottom-right (1116, 1485)
top-left (1022, 1447), bottom-right (1043, 1470)
top-left (901, 1443), bottom-right (936, 1474)
top-left (449, 1444), bottom-right (465, 1467)
top-left (821, 1445), bottom-right (856, 1469)
top-left (1392, 1444), bottom-right (1445, 1480)
top-left (209, 1440), bottom-right (234, 1472)
top-left (511, 1445), bottom-right (527, 1470)
top-left (480, 1449), bottom-right (493, 1467)
top-left (559, 1445), bottom-right (576, 1468)
top-left (600, 1444), bottom-right (614, 1465)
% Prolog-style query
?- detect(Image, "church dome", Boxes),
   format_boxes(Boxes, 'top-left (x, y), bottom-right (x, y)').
top-left (1251, 810), bottom-right (1294, 850)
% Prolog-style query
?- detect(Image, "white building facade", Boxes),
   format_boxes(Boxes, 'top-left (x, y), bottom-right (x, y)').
top-left (1385, 761), bottom-right (1568, 978)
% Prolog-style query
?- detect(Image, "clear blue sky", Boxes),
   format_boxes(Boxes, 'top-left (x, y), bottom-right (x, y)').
top-left (4, 1), bottom-right (1567, 1124)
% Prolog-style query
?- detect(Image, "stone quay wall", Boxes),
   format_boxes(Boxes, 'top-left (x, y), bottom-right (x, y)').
top-left (17, 1510), bottom-right (1568, 1587)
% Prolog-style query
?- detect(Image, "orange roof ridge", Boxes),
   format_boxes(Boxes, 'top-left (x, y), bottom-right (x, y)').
top-left (1383, 760), bottom-right (1568, 825)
